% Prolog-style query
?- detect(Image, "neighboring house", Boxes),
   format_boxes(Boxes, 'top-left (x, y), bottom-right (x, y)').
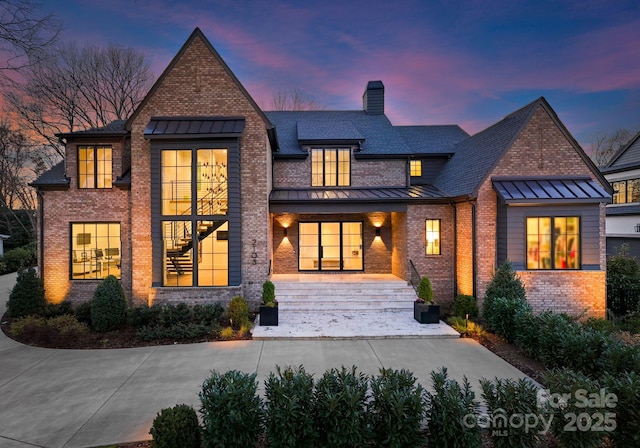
top-left (31, 28), bottom-right (611, 317)
top-left (601, 131), bottom-right (640, 257)
top-left (0, 234), bottom-right (8, 257)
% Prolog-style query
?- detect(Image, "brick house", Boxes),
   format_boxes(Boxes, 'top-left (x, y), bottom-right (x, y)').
top-left (600, 131), bottom-right (640, 258)
top-left (31, 28), bottom-right (611, 317)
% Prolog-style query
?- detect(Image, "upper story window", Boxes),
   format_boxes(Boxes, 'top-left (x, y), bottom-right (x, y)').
top-left (78, 146), bottom-right (112, 188)
top-left (526, 216), bottom-right (580, 270)
top-left (311, 148), bottom-right (350, 187)
top-left (611, 179), bottom-right (640, 204)
top-left (161, 148), bottom-right (228, 216)
top-left (410, 160), bottom-right (422, 177)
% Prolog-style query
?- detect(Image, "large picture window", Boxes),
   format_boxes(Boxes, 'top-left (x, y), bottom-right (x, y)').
top-left (611, 179), bottom-right (640, 204)
top-left (311, 148), bottom-right (350, 186)
top-left (161, 147), bottom-right (228, 286)
top-left (426, 219), bottom-right (441, 255)
top-left (78, 146), bottom-right (112, 189)
top-left (71, 223), bottom-right (120, 279)
top-left (527, 217), bottom-right (580, 269)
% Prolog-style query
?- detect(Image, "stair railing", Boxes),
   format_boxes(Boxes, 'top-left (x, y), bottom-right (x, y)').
top-left (409, 259), bottom-right (421, 294)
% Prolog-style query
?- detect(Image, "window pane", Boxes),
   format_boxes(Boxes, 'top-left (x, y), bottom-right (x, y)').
top-left (612, 181), bottom-right (625, 204)
top-left (162, 150), bottom-right (192, 215)
top-left (411, 160), bottom-right (422, 177)
top-left (78, 147), bottom-right (95, 188)
top-left (341, 222), bottom-right (362, 270)
top-left (197, 149), bottom-right (228, 215)
top-left (299, 223), bottom-right (319, 270)
top-left (527, 217), bottom-right (552, 269)
top-left (338, 149), bottom-right (351, 186)
top-left (163, 220), bottom-right (193, 286)
top-left (71, 223), bottom-right (120, 279)
top-left (629, 179), bottom-right (640, 203)
top-left (554, 217), bottom-right (580, 269)
top-left (311, 149), bottom-right (323, 186)
top-left (197, 221), bottom-right (228, 286)
top-left (324, 149), bottom-right (337, 186)
top-left (96, 147), bottom-right (112, 189)
top-left (426, 219), bottom-right (441, 255)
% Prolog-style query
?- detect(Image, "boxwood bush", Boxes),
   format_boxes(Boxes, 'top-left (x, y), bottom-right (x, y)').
top-left (90, 275), bottom-right (128, 332)
top-left (149, 404), bottom-right (201, 448)
top-left (369, 368), bottom-right (425, 448)
top-left (452, 294), bottom-right (479, 318)
top-left (199, 370), bottom-right (263, 448)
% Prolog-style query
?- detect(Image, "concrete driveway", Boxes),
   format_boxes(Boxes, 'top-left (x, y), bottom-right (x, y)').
top-left (0, 273), bottom-right (529, 448)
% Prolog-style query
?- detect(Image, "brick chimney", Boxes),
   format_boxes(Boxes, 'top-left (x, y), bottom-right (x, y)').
top-left (363, 80), bottom-right (384, 115)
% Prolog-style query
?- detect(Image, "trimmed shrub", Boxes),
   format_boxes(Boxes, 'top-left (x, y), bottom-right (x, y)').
top-left (136, 322), bottom-right (217, 341)
top-left (417, 276), bottom-right (434, 303)
top-left (483, 260), bottom-right (526, 319)
top-left (369, 368), bottom-right (425, 448)
top-left (128, 304), bottom-right (162, 328)
top-left (7, 267), bottom-right (45, 318)
top-left (149, 404), bottom-right (201, 448)
top-left (264, 365), bottom-right (317, 448)
top-left (535, 312), bottom-right (576, 368)
top-left (425, 366), bottom-right (481, 448)
top-left (484, 295), bottom-right (532, 343)
top-left (480, 377), bottom-right (544, 448)
top-left (513, 307), bottom-right (539, 357)
top-left (159, 303), bottom-right (192, 327)
top-left (9, 315), bottom-right (45, 336)
top-left (315, 366), bottom-right (370, 447)
top-left (544, 369), bottom-right (606, 448)
top-left (599, 338), bottom-right (640, 376)
top-left (583, 317), bottom-right (617, 334)
top-left (603, 371), bottom-right (640, 447)
top-left (42, 301), bottom-right (74, 318)
top-left (607, 250), bottom-right (640, 316)
top-left (0, 245), bottom-right (36, 274)
top-left (193, 303), bottom-right (224, 326)
top-left (262, 280), bottom-right (276, 306)
top-left (227, 295), bottom-right (250, 329)
top-left (452, 294), bottom-right (479, 318)
top-left (90, 275), bottom-right (128, 332)
top-left (199, 370), bottom-right (263, 448)
top-left (74, 301), bottom-right (93, 325)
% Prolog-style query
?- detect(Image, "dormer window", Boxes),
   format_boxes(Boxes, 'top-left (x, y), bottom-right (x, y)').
top-left (311, 148), bottom-right (351, 187)
top-left (410, 160), bottom-right (422, 177)
top-left (78, 146), bottom-right (112, 189)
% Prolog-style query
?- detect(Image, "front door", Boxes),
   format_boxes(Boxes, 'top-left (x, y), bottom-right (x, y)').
top-left (298, 222), bottom-right (363, 271)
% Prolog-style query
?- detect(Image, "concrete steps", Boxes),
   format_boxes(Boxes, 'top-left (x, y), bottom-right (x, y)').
top-left (272, 277), bottom-right (417, 313)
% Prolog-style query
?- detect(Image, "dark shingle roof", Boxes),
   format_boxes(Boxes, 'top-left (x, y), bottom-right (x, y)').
top-left (57, 120), bottom-right (128, 139)
top-left (297, 120), bottom-right (364, 143)
top-left (603, 131), bottom-right (640, 172)
top-left (29, 162), bottom-right (69, 189)
top-left (606, 204), bottom-right (640, 216)
top-left (434, 99), bottom-right (540, 197)
top-left (266, 110), bottom-right (409, 156)
top-left (395, 125), bottom-right (469, 154)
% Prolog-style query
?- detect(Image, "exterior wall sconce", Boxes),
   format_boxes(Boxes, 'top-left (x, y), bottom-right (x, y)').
top-left (635, 223), bottom-right (640, 233)
top-left (283, 227), bottom-right (288, 238)
top-left (375, 227), bottom-right (381, 238)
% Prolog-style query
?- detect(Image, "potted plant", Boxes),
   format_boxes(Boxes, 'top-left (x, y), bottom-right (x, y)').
top-left (259, 280), bottom-right (278, 326)
top-left (414, 276), bottom-right (440, 324)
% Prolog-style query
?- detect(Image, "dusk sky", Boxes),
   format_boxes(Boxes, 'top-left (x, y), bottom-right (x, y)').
top-left (37, 0), bottom-right (640, 150)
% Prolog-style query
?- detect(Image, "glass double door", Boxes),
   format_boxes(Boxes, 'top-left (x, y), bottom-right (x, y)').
top-left (299, 222), bottom-right (363, 271)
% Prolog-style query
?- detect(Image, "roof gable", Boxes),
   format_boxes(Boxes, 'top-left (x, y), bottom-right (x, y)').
top-left (604, 131), bottom-right (640, 171)
top-left (125, 28), bottom-right (273, 137)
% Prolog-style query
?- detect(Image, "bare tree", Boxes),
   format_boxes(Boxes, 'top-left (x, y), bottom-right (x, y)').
top-left (0, 121), bottom-right (37, 238)
top-left (5, 42), bottom-right (154, 158)
top-left (0, 0), bottom-right (60, 85)
top-left (269, 88), bottom-right (324, 111)
top-left (590, 129), bottom-right (634, 167)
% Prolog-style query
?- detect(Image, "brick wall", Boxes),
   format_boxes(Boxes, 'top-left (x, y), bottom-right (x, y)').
top-left (128, 35), bottom-right (271, 306)
top-left (39, 137), bottom-right (131, 305)
top-left (455, 202), bottom-right (474, 297)
top-left (407, 204), bottom-right (455, 308)
top-left (273, 157), bottom-right (406, 188)
top-left (391, 211), bottom-right (407, 279)
top-left (474, 105), bottom-right (607, 316)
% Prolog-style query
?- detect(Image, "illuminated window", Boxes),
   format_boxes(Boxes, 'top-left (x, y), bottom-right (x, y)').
top-left (410, 160), bottom-right (422, 177)
top-left (161, 148), bottom-right (229, 287)
top-left (71, 223), bottom-right (120, 279)
top-left (311, 148), bottom-right (350, 186)
top-left (611, 179), bottom-right (640, 204)
top-left (527, 217), bottom-right (580, 269)
top-left (425, 219), bottom-right (441, 255)
top-left (78, 146), bottom-right (112, 188)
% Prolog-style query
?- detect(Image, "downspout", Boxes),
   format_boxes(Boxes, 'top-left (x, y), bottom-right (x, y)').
top-left (36, 190), bottom-right (44, 280)
top-left (449, 200), bottom-right (457, 295)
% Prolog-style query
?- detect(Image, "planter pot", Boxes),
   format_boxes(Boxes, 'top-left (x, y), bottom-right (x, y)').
top-left (259, 305), bottom-right (278, 326)
top-left (414, 302), bottom-right (440, 324)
